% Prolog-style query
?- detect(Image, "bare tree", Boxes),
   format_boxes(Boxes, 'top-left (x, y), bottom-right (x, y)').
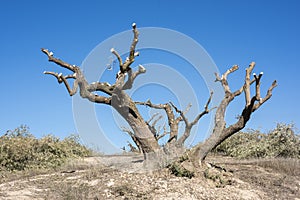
top-left (42, 23), bottom-right (277, 167)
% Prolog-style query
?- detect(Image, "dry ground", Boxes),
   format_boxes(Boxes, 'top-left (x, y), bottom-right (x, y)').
top-left (0, 154), bottom-right (299, 200)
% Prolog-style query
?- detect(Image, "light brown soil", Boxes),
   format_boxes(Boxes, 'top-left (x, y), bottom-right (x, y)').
top-left (0, 155), bottom-right (299, 199)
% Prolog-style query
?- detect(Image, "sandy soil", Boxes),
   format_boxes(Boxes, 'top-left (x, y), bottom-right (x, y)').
top-left (0, 155), bottom-right (299, 199)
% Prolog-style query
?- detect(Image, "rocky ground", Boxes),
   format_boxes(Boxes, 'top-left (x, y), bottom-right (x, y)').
top-left (0, 154), bottom-right (299, 199)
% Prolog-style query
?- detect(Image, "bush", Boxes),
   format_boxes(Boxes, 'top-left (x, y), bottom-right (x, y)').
top-left (167, 154), bottom-right (195, 178)
top-left (214, 123), bottom-right (300, 159)
top-left (0, 125), bottom-right (92, 171)
top-left (168, 162), bottom-right (194, 178)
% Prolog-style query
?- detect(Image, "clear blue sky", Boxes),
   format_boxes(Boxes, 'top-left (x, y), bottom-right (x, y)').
top-left (1, 1), bottom-right (299, 150)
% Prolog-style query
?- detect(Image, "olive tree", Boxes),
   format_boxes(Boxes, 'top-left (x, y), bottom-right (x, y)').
top-left (42, 23), bottom-right (277, 167)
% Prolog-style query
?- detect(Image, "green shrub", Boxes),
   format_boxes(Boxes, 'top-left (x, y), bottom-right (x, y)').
top-left (168, 162), bottom-right (194, 178)
top-left (214, 123), bottom-right (300, 159)
top-left (167, 154), bottom-right (195, 178)
top-left (0, 125), bottom-right (92, 171)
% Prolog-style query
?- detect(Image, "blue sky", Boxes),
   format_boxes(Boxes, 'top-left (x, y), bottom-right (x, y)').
top-left (1, 1), bottom-right (299, 151)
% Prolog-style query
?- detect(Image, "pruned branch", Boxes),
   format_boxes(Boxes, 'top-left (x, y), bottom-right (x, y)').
top-left (135, 99), bottom-right (166, 109)
top-left (215, 65), bottom-right (239, 93)
top-left (113, 23), bottom-right (140, 77)
top-left (44, 71), bottom-right (78, 95)
top-left (253, 80), bottom-right (277, 112)
top-left (42, 48), bottom-right (111, 104)
top-left (244, 62), bottom-right (256, 106)
top-left (122, 65), bottom-right (146, 90)
top-left (192, 62), bottom-right (277, 165)
top-left (44, 71), bottom-right (64, 83)
top-left (88, 82), bottom-right (115, 96)
top-left (171, 91), bottom-right (213, 128)
top-left (110, 48), bottom-right (123, 66)
top-left (44, 71), bottom-right (76, 81)
top-left (129, 23), bottom-right (139, 63)
top-left (41, 48), bottom-right (76, 72)
top-left (109, 23), bottom-right (143, 91)
top-left (253, 72), bottom-right (263, 101)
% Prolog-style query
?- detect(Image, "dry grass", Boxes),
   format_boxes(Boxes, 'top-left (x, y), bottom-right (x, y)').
top-left (253, 158), bottom-right (300, 176)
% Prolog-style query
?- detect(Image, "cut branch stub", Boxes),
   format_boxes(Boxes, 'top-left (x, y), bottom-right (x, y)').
top-left (113, 23), bottom-right (140, 79)
top-left (215, 65), bottom-right (239, 94)
top-left (42, 48), bottom-right (111, 104)
top-left (41, 48), bottom-right (76, 72)
top-left (252, 80), bottom-right (277, 112)
top-left (110, 48), bottom-right (123, 66)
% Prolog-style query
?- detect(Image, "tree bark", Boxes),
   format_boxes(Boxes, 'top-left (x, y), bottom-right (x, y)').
top-left (42, 24), bottom-right (277, 168)
top-left (112, 91), bottom-right (160, 153)
top-left (191, 63), bottom-right (277, 166)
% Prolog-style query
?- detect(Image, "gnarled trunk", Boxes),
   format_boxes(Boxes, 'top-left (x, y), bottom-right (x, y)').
top-left (41, 24), bottom-right (276, 169)
top-left (112, 92), bottom-right (160, 153)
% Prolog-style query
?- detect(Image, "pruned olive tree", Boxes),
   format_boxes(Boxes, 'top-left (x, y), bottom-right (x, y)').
top-left (42, 23), bottom-right (277, 167)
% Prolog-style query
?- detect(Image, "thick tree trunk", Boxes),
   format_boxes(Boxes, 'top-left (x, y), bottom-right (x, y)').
top-left (191, 96), bottom-right (231, 165)
top-left (42, 25), bottom-right (277, 169)
top-left (112, 91), bottom-right (160, 153)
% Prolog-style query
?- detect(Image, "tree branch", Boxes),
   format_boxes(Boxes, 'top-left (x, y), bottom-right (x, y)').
top-left (253, 72), bottom-right (263, 101)
top-left (233, 79), bottom-right (255, 96)
top-left (42, 24), bottom-right (163, 155)
top-left (253, 80), bottom-right (277, 112)
top-left (127, 141), bottom-right (140, 153)
top-left (129, 23), bottom-right (139, 63)
top-left (191, 91), bottom-right (215, 126)
top-left (41, 48), bottom-right (76, 72)
top-left (122, 65), bottom-right (146, 90)
top-left (192, 62), bottom-right (277, 165)
top-left (88, 82), bottom-right (115, 96)
top-left (44, 71), bottom-right (78, 95)
top-left (110, 48), bottom-right (123, 66)
top-left (42, 49), bottom-right (111, 104)
top-left (114, 23), bottom-right (140, 77)
top-left (215, 65), bottom-right (239, 94)
top-left (157, 125), bottom-right (169, 140)
top-left (147, 113), bottom-right (160, 124)
top-left (136, 100), bottom-right (180, 143)
top-left (244, 62), bottom-right (256, 106)
top-left (122, 127), bottom-right (142, 153)
top-left (171, 92), bottom-right (213, 146)
top-left (135, 99), bottom-right (166, 109)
